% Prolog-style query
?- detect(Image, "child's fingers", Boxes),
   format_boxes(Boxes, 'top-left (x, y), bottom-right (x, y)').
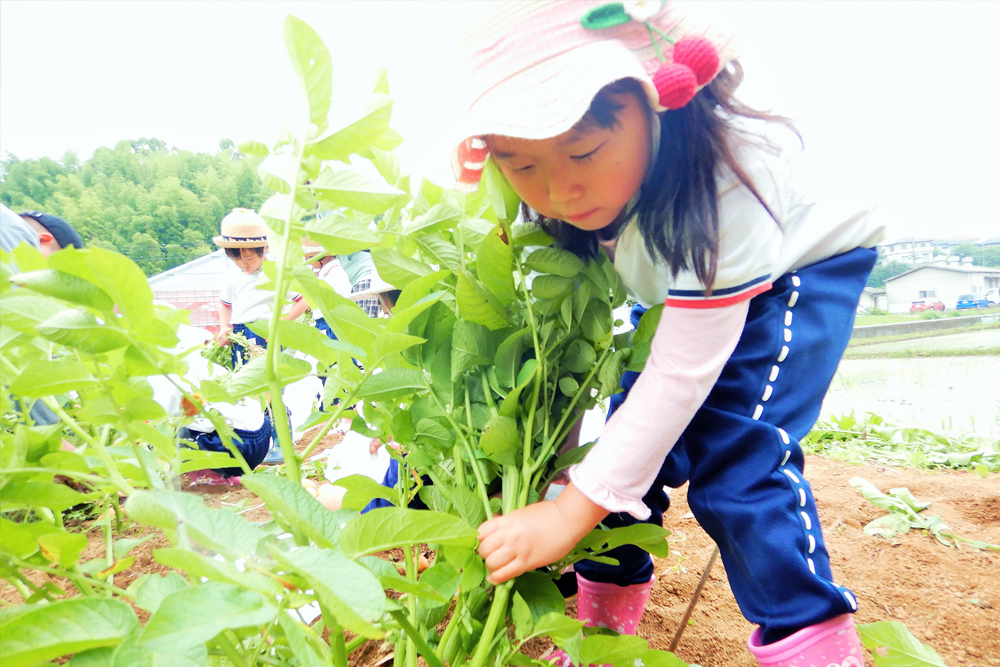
top-left (477, 517), bottom-right (500, 542)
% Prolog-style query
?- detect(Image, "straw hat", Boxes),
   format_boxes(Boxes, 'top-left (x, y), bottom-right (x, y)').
top-left (213, 209), bottom-right (269, 248)
top-left (452, 0), bottom-right (738, 191)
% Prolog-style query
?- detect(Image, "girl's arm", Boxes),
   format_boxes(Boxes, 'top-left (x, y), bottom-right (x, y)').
top-left (477, 301), bottom-right (749, 582)
top-left (282, 297), bottom-right (309, 321)
top-left (216, 303), bottom-right (233, 346)
top-left (568, 301), bottom-right (749, 519)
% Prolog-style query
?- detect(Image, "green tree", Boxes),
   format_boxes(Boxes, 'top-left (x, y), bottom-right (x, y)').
top-left (0, 139), bottom-right (272, 275)
top-left (867, 260), bottom-right (912, 288)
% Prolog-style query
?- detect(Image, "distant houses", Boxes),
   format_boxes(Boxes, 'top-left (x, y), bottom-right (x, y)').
top-left (884, 265), bottom-right (1000, 313)
top-left (876, 236), bottom-right (999, 312)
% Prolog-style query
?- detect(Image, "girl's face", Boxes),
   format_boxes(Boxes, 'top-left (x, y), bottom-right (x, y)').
top-left (489, 91), bottom-right (652, 232)
top-left (232, 248), bottom-right (265, 274)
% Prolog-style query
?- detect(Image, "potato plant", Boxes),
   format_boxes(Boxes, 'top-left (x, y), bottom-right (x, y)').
top-left (0, 14), bottom-right (677, 667)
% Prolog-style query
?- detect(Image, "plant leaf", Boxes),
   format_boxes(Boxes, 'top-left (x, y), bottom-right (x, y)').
top-left (356, 368), bottom-right (427, 400)
top-left (269, 545), bottom-right (386, 638)
top-left (10, 269), bottom-right (114, 312)
top-left (35, 309), bottom-right (130, 354)
top-left (283, 14), bottom-right (333, 134)
top-left (303, 211), bottom-right (379, 255)
top-left (311, 95), bottom-right (393, 161)
top-left (457, 269), bottom-right (510, 330)
top-left (125, 490), bottom-right (263, 558)
top-left (525, 247), bottom-right (585, 278)
top-left (580, 634), bottom-right (649, 667)
top-left (0, 598), bottom-right (138, 667)
top-left (371, 248), bottom-right (433, 288)
top-left (8, 359), bottom-right (98, 397)
top-left (858, 620), bottom-right (948, 666)
top-left (312, 169), bottom-right (407, 215)
top-left (140, 581), bottom-right (275, 651)
top-left (477, 225), bottom-right (516, 306)
top-left (339, 507), bottom-right (479, 558)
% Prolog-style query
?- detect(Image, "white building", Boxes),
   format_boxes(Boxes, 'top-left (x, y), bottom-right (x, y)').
top-left (883, 265), bottom-right (1000, 313)
top-left (880, 237), bottom-right (937, 265)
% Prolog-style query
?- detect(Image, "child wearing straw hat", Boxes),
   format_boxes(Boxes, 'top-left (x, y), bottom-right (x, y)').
top-left (458, 2), bottom-right (884, 665)
top-left (213, 208), bottom-right (297, 464)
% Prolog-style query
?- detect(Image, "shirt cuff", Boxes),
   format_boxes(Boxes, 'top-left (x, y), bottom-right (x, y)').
top-left (568, 464), bottom-right (652, 521)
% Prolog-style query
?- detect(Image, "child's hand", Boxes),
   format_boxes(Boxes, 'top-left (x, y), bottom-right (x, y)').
top-left (477, 501), bottom-right (581, 584)
top-left (477, 482), bottom-right (609, 585)
top-left (181, 393), bottom-right (204, 417)
top-left (215, 327), bottom-right (232, 346)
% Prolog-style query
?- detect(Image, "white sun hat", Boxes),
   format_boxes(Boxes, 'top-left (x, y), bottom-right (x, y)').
top-left (452, 0), bottom-right (738, 191)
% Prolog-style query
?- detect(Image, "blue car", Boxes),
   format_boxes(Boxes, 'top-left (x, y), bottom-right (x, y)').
top-left (956, 293), bottom-right (990, 309)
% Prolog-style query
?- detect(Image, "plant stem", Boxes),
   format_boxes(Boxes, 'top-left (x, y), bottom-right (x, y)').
top-left (263, 136), bottom-right (308, 485)
top-left (215, 632), bottom-right (246, 667)
top-left (404, 545), bottom-right (419, 667)
top-left (480, 368), bottom-right (498, 415)
top-left (436, 595), bottom-right (464, 663)
top-left (469, 581), bottom-right (512, 667)
top-left (10, 557), bottom-right (134, 598)
top-left (327, 613), bottom-right (349, 667)
top-left (530, 344), bottom-right (613, 485)
top-left (427, 383), bottom-right (492, 517)
top-left (388, 610), bottom-right (448, 667)
top-left (103, 498), bottom-right (114, 588)
top-left (345, 635), bottom-right (367, 654)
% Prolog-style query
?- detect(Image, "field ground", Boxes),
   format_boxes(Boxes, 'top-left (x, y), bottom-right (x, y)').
top-left (7, 424), bottom-right (995, 667)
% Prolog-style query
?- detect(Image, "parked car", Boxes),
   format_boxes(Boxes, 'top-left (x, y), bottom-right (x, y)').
top-left (910, 299), bottom-right (945, 312)
top-left (956, 293), bottom-right (990, 309)
top-left (986, 288), bottom-right (999, 306)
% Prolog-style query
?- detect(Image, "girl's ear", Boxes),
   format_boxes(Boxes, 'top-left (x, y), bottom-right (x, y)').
top-left (38, 232), bottom-right (55, 245)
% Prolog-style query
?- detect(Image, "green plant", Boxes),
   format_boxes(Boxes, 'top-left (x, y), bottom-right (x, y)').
top-left (803, 412), bottom-right (999, 472)
top-left (849, 477), bottom-right (999, 550)
top-left (0, 14), bottom-right (677, 667)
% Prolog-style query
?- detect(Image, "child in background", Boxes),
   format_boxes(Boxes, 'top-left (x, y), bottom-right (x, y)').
top-left (458, 3), bottom-right (884, 666)
top-left (213, 208), bottom-right (298, 465)
top-left (179, 394), bottom-right (273, 486)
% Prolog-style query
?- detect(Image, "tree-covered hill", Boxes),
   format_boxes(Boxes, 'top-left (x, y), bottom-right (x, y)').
top-left (0, 138), bottom-right (272, 275)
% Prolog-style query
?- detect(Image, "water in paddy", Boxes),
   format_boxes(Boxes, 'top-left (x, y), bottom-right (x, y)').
top-left (822, 356), bottom-right (1000, 438)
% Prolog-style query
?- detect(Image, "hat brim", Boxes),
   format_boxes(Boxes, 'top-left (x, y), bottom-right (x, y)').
top-left (465, 40), bottom-right (664, 142)
top-left (213, 235), bottom-right (269, 248)
top-left (350, 279), bottom-right (397, 301)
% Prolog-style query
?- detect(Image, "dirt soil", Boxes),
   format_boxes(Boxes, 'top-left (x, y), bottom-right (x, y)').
top-left (7, 428), bottom-right (998, 667)
top-left (636, 456), bottom-right (1000, 667)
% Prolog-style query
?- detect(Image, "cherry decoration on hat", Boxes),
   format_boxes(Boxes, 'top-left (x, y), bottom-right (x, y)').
top-left (581, 1), bottom-right (721, 109)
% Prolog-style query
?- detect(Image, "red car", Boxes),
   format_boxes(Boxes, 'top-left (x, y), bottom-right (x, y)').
top-left (910, 299), bottom-right (945, 312)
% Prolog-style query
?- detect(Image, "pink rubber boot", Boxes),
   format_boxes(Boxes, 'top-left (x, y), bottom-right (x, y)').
top-left (548, 574), bottom-right (655, 667)
top-left (747, 614), bottom-right (865, 667)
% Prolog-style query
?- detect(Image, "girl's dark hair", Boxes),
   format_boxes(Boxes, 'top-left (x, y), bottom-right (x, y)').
top-left (224, 246), bottom-right (265, 261)
top-left (523, 62), bottom-right (798, 292)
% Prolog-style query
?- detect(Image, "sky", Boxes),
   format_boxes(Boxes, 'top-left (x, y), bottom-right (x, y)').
top-left (2, 1), bottom-right (998, 243)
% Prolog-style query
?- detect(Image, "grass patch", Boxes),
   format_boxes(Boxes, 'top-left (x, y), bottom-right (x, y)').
top-left (843, 347), bottom-right (1000, 360)
top-left (805, 412), bottom-right (998, 473)
top-left (848, 321), bottom-right (1000, 348)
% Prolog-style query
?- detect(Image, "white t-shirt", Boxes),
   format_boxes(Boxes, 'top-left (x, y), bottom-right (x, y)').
top-left (568, 145), bottom-right (885, 520)
top-left (612, 145), bottom-right (884, 309)
top-left (219, 268), bottom-right (274, 324)
top-left (312, 261), bottom-right (354, 320)
top-left (187, 398), bottom-right (266, 433)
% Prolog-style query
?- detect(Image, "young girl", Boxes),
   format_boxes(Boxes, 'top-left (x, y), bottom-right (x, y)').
top-left (213, 208), bottom-right (298, 465)
top-left (459, 3), bottom-right (883, 666)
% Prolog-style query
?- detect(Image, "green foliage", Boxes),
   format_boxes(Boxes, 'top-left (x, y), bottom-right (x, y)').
top-left (867, 260), bottom-right (912, 289)
top-left (951, 242), bottom-right (1000, 268)
top-left (1, 137), bottom-right (272, 276)
top-left (857, 621), bottom-right (948, 666)
top-left (804, 412), bottom-right (999, 472)
top-left (0, 14), bottom-right (678, 667)
top-left (850, 478), bottom-right (999, 550)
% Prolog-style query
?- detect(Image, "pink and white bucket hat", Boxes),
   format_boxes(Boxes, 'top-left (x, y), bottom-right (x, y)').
top-left (452, 0), bottom-right (738, 192)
